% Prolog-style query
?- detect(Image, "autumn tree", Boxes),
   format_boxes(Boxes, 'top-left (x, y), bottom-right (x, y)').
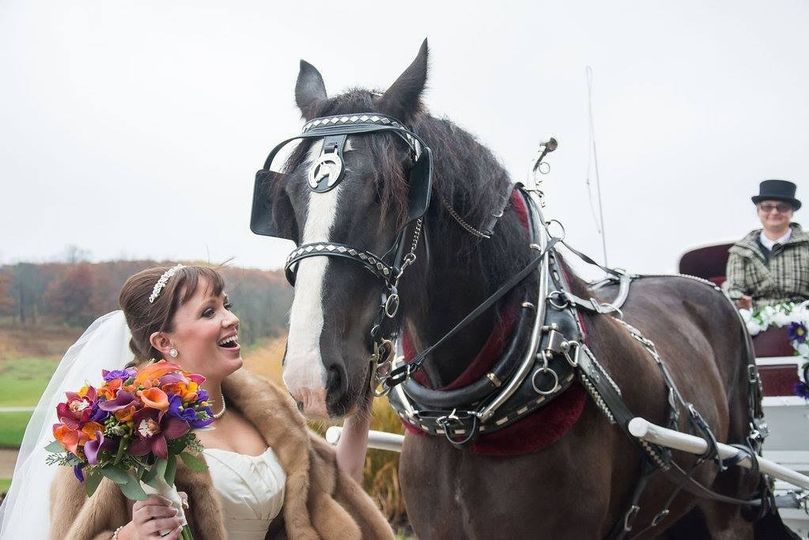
top-left (44, 263), bottom-right (96, 326)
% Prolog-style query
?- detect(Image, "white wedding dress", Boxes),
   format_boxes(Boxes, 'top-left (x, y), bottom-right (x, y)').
top-left (203, 447), bottom-right (286, 540)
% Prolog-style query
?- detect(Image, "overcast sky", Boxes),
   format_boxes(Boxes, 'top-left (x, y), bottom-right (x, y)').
top-left (1, 0), bottom-right (807, 274)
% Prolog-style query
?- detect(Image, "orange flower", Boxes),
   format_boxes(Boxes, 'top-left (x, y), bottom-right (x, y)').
top-left (162, 381), bottom-right (198, 402)
top-left (139, 387), bottom-right (169, 411)
top-left (53, 424), bottom-right (88, 454)
top-left (114, 405), bottom-right (137, 422)
top-left (81, 421), bottom-right (104, 440)
top-left (134, 360), bottom-right (181, 386)
top-left (98, 379), bottom-right (122, 400)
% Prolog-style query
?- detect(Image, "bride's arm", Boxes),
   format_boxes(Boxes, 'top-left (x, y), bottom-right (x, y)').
top-left (334, 413), bottom-right (371, 483)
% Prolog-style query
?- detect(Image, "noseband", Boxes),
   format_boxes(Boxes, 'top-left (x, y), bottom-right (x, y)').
top-left (253, 113), bottom-right (434, 357)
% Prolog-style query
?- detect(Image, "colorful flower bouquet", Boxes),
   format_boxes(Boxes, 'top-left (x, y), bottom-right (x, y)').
top-left (46, 360), bottom-right (214, 540)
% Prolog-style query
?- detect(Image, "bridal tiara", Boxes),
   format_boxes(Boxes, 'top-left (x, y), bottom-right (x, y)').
top-left (148, 264), bottom-right (185, 304)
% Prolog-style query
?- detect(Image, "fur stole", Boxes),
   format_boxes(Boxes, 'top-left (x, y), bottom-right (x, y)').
top-left (49, 369), bottom-right (393, 539)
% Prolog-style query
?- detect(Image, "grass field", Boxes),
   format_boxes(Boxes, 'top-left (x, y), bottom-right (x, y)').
top-left (0, 353), bottom-right (58, 449)
top-left (0, 412), bottom-right (32, 449)
top-left (0, 356), bottom-right (59, 407)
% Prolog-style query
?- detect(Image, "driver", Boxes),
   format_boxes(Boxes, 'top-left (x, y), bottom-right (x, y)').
top-left (725, 179), bottom-right (809, 309)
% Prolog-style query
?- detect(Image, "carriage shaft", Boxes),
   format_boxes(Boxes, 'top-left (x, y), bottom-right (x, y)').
top-left (628, 417), bottom-right (809, 490)
top-left (327, 426), bottom-right (404, 453)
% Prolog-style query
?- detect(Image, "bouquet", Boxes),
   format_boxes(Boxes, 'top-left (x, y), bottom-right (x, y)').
top-left (46, 360), bottom-right (215, 540)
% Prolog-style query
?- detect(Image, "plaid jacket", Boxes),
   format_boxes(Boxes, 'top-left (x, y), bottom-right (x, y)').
top-left (725, 223), bottom-right (809, 307)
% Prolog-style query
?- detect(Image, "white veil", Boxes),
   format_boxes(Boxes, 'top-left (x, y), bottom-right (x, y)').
top-left (0, 311), bottom-right (134, 539)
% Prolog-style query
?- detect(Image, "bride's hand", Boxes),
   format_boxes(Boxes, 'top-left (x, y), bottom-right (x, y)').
top-left (120, 495), bottom-right (184, 539)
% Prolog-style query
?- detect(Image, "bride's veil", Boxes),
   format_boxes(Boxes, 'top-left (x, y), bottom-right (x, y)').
top-left (0, 311), bottom-right (133, 539)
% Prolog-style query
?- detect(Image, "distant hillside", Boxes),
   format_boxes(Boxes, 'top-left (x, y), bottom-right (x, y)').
top-left (0, 260), bottom-right (292, 346)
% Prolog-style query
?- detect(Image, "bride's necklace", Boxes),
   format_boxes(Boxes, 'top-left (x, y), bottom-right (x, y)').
top-left (212, 400), bottom-right (227, 419)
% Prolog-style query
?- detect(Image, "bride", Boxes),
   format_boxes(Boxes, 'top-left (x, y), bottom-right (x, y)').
top-left (0, 264), bottom-right (392, 539)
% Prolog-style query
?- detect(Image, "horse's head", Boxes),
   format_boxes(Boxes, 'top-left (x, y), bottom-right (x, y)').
top-left (260, 41), bottom-right (430, 419)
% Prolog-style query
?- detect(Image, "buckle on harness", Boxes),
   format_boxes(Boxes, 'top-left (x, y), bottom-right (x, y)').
top-left (436, 409), bottom-right (480, 448)
top-left (623, 504), bottom-right (640, 532)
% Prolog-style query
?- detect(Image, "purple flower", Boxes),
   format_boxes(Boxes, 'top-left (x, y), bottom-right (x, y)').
top-left (90, 402), bottom-right (109, 423)
top-left (102, 368), bottom-right (136, 382)
top-left (167, 394), bottom-right (183, 416)
top-left (84, 430), bottom-right (114, 465)
top-left (128, 408), bottom-right (190, 460)
top-left (788, 322), bottom-right (807, 344)
top-left (98, 390), bottom-right (137, 412)
top-left (197, 388), bottom-right (209, 402)
top-left (73, 465), bottom-right (84, 482)
top-left (159, 372), bottom-right (185, 385)
top-left (795, 381), bottom-right (809, 400)
top-left (189, 407), bottom-right (214, 429)
top-left (168, 394), bottom-right (213, 429)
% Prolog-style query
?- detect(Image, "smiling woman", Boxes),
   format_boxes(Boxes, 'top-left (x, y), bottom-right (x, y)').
top-left (725, 180), bottom-right (809, 309)
top-left (0, 264), bottom-right (393, 540)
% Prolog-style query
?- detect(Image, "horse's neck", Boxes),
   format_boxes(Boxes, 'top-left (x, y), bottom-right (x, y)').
top-left (401, 116), bottom-right (537, 386)
top-left (406, 256), bottom-right (498, 387)
top-left (403, 198), bottom-right (534, 387)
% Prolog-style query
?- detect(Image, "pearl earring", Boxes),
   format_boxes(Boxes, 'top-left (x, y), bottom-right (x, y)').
top-left (169, 347), bottom-right (179, 358)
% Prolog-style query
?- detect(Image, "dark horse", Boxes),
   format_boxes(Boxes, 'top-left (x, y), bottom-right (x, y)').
top-left (255, 41), bottom-right (795, 538)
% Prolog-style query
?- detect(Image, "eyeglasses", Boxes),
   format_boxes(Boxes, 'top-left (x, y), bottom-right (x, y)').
top-left (758, 203), bottom-right (792, 214)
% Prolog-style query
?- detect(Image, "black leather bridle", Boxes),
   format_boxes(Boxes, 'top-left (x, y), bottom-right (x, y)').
top-left (251, 112), bottom-right (434, 347)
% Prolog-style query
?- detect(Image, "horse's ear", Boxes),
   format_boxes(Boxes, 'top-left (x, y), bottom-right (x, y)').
top-left (295, 60), bottom-right (327, 120)
top-left (378, 38), bottom-right (429, 122)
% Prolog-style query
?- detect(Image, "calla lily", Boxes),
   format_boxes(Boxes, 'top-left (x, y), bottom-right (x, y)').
top-left (139, 387), bottom-right (169, 411)
top-left (129, 408), bottom-right (190, 460)
top-left (114, 404), bottom-right (137, 423)
top-left (98, 390), bottom-right (137, 412)
top-left (84, 430), bottom-right (114, 465)
top-left (134, 360), bottom-right (182, 386)
top-left (159, 372), bottom-right (186, 385)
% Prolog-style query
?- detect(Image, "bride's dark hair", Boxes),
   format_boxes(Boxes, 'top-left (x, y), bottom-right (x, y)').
top-left (119, 265), bottom-right (226, 361)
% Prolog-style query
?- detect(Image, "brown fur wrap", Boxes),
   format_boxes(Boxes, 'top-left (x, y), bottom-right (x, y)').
top-left (49, 369), bottom-right (394, 540)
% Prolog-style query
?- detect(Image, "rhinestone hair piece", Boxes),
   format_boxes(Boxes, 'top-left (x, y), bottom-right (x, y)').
top-left (148, 264), bottom-right (185, 304)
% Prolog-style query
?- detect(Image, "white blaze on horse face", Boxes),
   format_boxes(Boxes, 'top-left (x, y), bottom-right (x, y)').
top-left (284, 140), bottom-right (341, 416)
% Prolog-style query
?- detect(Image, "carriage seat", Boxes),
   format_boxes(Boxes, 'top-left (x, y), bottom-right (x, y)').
top-left (678, 243), bottom-right (798, 359)
top-left (678, 242), bottom-right (733, 287)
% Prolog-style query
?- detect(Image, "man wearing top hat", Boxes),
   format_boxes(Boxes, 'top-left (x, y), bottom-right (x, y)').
top-left (726, 179), bottom-right (809, 309)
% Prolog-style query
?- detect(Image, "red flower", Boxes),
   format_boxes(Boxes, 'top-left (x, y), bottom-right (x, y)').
top-left (57, 388), bottom-right (97, 429)
top-left (128, 408), bottom-right (190, 460)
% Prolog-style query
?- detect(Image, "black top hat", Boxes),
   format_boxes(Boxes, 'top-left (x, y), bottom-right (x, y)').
top-left (751, 179), bottom-right (801, 211)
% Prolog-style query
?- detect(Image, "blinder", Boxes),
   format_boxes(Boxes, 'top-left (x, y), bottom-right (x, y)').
top-left (250, 113), bottom-right (433, 240)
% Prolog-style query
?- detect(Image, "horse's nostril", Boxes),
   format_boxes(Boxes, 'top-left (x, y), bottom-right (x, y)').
top-left (327, 365), bottom-right (343, 394)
